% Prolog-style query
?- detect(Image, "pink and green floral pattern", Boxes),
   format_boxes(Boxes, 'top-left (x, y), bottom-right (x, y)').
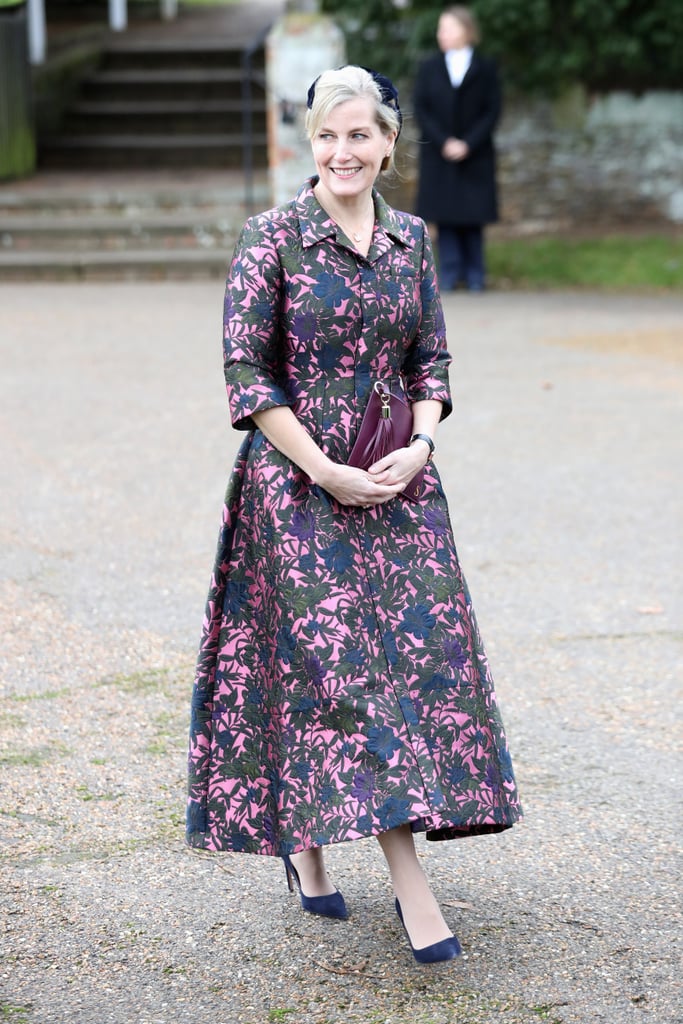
top-left (186, 179), bottom-right (521, 855)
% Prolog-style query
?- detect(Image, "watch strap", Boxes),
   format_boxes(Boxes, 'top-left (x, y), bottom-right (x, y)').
top-left (409, 433), bottom-right (435, 461)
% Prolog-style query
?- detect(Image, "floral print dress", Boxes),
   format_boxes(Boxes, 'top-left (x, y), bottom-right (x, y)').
top-left (186, 178), bottom-right (521, 856)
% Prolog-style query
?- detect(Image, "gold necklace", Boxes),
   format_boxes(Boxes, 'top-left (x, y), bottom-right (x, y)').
top-left (314, 185), bottom-right (374, 243)
top-left (326, 202), bottom-right (374, 243)
top-left (335, 211), bottom-right (373, 242)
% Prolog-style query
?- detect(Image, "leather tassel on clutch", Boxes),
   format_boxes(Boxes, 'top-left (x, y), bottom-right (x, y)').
top-left (347, 381), bottom-right (425, 503)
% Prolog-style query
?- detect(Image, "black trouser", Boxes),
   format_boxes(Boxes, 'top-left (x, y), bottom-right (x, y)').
top-left (437, 224), bottom-right (485, 291)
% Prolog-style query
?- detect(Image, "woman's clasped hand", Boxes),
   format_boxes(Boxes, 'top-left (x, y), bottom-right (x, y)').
top-left (321, 444), bottom-right (431, 508)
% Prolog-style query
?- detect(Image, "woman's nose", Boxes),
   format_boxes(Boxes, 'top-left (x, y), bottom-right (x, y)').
top-left (334, 139), bottom-right (352, 161)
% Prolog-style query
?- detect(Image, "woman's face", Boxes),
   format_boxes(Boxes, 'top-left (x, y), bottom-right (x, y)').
top-left (437, 13), bottom-right (470, 52)
top-left (311, 97), bottom-right (395, 202)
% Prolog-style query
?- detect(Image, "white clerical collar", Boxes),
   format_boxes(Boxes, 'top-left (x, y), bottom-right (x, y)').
top-left (445, 46), bottom-right (473, 87)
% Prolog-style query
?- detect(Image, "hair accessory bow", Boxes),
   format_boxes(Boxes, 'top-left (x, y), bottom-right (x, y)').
top-left (306, 66), bottom-right (403, 136)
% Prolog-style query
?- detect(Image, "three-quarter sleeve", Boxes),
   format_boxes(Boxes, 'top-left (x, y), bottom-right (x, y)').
top-left (402, 224), bottom-right (453, 420)
top-left (223, 215), bottom-right (290, 431)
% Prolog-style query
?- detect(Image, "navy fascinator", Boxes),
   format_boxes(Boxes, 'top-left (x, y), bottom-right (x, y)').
top-left (306, 66), bottom-right (403, 136)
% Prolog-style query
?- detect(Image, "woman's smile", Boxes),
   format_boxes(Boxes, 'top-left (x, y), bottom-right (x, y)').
top-left (311, 97), bottom-right (395, 204)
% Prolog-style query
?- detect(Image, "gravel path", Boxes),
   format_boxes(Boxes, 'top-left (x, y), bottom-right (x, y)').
top-left (1, 284), bottom-right (681, 1024)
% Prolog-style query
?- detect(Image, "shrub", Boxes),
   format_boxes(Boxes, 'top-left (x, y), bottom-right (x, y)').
top-left (319, 0), bottom-right (683, 95)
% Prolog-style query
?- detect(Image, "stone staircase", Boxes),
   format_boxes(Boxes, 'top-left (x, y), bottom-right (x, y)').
top-left (0, 1), bottom-right (281, 279)
top-left (0, 171), bottom-right (270, 280)
top-left (40, 37), bottom-right (268, 170)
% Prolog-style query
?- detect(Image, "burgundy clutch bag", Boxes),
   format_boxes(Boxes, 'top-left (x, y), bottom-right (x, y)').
top-left (347, 381), bottom-right (425, 503)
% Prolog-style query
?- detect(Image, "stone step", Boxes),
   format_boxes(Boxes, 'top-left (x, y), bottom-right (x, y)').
top-left (80, 67), bottom-right (260, 103)
top-left (0, 171), bottom-right (269, 214)
top-left (69, 98), bottom-right (266, 116)
top-left (86, 67), bottom-right (252, 85)
top-left (101, 40), bottom-right (261, 72)
top-left (40, 132), bottom-right (268, 169)
top-left (0, 210), bottom-right (243, 251)
top-left (0, 246), bottom-right (234, 281)
top-left (61, 99), bottom-right (266, 135)
top-left (42, 16), bottom-right (269, 171)
top-left (0, 168), bottom-right (271, 279)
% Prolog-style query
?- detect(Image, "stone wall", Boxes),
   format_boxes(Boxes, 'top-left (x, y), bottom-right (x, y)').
top-left (389, 88), bottom-right (683, 232)
top-left (498, 89), bottom-right (683, 230)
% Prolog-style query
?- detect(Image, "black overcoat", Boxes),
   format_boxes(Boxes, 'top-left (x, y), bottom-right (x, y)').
top-left (413, 51), bottom-right (501, 226)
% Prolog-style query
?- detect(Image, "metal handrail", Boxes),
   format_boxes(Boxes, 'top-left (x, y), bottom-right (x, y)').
top-left (241, 23), bottom-right (271, 213)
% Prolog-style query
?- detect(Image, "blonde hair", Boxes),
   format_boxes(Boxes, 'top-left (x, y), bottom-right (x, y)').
top-left (305, 65), bottom-right (401, 173)
top-left (441, 6), bottom-right (481, 46)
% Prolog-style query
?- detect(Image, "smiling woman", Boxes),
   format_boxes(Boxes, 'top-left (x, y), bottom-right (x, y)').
top-left (306, 68), bottom-right (400, 256)
top-left (308, 100), bottom-right (392, 252)
top-left (186, 63), bottom-right (521, 966)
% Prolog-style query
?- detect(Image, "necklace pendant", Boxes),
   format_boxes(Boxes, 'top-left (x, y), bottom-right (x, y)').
top-left (353, 232), bottom-right (362, 242)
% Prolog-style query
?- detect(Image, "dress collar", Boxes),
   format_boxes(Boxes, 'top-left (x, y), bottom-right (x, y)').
top-left (295, 178), bottom-right (413, 255)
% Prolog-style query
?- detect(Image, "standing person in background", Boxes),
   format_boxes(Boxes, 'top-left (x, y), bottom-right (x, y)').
top-left (414, 6), bottom-right (501, 292)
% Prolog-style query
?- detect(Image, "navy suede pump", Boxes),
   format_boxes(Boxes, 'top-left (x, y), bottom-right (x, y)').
top-left (282, 854), bottom-right (349, 920)
top-left (395, 898), bottom-right (461, 963)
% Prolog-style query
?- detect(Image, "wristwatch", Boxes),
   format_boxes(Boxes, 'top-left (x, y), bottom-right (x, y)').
top-left (409, 433), bottom-right (435, 462)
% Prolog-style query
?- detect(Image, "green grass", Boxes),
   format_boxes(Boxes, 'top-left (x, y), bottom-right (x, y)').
top-left (488, 234), bottom-right (683, 291)
top-left (0, 739), bottom-right (71, 768)
top-left (1, 1006), bottom-right (30, 1024)
top-left (8, 687), bottom-right (72, 703)
top-left (145, 708), bottom-right (184, 757)
top-left (96, 662), bottom-right (192, 694)
top-left (74, 784), bottom-right (120, 802)
top-left (0, 747), bottom-right (56, 767)
top-left (96, 667), bottom-right (173, 693)
top-left (0, 712), bottom-right (27, 729)
top-left (529, 1006), bottom-right (564, 1023)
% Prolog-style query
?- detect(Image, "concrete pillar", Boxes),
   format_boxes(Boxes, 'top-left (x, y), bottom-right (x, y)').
top-left (266, 12), bottom-right (345, 205)
top-left (108, 0), bottom-right (127, 32)
top-left (160, 0), bottom-right (178, 20)
top-left (0, 0), bottom-right (36, 178)
top-left (26, 0), bottom-right (46, 64)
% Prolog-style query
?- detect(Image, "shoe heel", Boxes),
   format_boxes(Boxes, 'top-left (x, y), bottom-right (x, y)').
top-left (283, 854), bottom-right (296, 894)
